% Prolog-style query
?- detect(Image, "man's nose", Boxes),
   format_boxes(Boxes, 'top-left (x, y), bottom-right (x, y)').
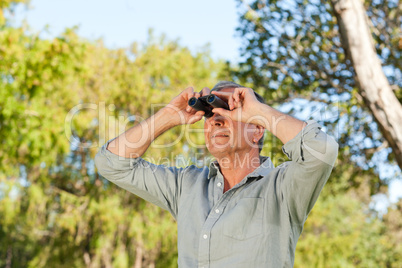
top-left (209, 113), bottom-right (225, 127)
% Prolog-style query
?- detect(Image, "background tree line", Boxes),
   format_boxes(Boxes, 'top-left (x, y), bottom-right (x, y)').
top-left (0, 0), bottom-right (401, 267)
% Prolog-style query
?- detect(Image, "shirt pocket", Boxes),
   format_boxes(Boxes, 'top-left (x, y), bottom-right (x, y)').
top-left (223, 197), bottom-right (264, 240)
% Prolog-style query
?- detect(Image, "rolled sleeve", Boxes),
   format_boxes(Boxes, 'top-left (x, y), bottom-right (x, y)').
top-left (280, 120), bottom-right (339, 224)
top-left (94, 138), bottom-right (185, 218)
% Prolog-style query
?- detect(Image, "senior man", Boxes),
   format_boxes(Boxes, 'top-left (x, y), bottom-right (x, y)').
top-left (94, 81), bottom-right (338, 267)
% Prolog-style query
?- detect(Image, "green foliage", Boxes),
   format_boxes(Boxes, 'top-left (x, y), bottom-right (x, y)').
top-left (0, 26), bottom-right (86, 178)
top-left (296, 190), bottom-right (402, 267)
top-left (0, 0), bottom-right (28, 25)
top-left (0, 1), bottom-right (401, 267)
top-left (234, 0), bottom-right (401, 175)
top-left (0, 7), bottom-right (223, 265)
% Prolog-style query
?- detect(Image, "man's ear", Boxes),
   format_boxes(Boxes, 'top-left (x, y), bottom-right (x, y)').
top-left (254, 125), bottom-right (265, 140)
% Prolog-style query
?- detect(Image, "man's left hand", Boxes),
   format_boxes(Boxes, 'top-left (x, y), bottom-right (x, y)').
top-left (211, 87), bottom-right (266, 126)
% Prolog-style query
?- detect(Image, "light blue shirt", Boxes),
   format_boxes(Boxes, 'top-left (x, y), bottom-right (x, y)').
top-left (94, 120), bottom-right (338, 267)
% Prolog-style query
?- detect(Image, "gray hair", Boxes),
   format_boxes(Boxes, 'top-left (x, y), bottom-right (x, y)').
top-left (210, 81), bottom-right (266, 153)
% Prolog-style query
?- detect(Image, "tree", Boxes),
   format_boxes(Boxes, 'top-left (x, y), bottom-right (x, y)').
top-left (0, 4), bottom-right (224, 265)
top-left (1, 1), bottom-right (402, 267)
top-left (296, 190), bottom-right (402, 267)
top-left (0, 0), bottom-right (27, 24)
top-left (234, 0), bottom-right (401, 173)
top-left (330, 0), bottom-right (402, 169)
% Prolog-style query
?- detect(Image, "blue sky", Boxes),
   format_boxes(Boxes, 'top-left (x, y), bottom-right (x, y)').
top-left (12, 0), bottom-right (402, 204)
top-left (14, 0), bottom-right (240, 61)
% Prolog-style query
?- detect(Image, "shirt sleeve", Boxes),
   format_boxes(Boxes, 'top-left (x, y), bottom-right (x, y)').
top-left (94, 138), bottom-right (186, 219)
top-left (280, 120), bottom-right (339, 224)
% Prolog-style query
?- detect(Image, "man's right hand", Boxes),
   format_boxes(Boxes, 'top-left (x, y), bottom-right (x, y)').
top-left (106, 86), bottom-right (211, 158)
top-left (163, 87), bottom-right (211, 126)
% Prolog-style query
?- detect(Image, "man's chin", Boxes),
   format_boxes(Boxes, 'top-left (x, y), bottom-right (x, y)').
top-left (207, 143), bottom-right (232, 156)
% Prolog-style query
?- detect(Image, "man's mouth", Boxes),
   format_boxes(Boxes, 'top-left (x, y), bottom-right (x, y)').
top-left (212, 133), bottom-right (230, 138)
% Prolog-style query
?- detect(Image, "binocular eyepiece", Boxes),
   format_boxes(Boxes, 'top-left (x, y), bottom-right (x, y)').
top-left (188, 94), bottom-right (229, 118)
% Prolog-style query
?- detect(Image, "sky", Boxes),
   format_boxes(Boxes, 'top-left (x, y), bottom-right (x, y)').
top-left (13, 0), bottom-right (240, 62)
top-left (11, 0), bottom-right (402, 205)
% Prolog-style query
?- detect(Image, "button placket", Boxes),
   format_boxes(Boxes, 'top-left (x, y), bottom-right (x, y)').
top-left (214, 176), bottom-right (224, 202)
top-left (198, 188), bottom-right (236, 268)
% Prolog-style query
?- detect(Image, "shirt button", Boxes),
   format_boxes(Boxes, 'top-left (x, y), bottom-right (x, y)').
top-left (217, 182), bottom-right (222, 187)
top-left (215, 209), bottom-right (220, 213)
top-left (203, 234), bottom-right (208, 239)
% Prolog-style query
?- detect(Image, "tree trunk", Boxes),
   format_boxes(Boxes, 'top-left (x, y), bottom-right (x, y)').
top-left (134, 243), bottom-right (143, 268)
top-left (331, 0), bottom-right (402, 169)
top-left (6, 246), bottom-right (12, 268)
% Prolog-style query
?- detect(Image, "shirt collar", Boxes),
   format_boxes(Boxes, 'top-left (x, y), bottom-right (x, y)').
top-left (247, 156), bottom-right (274, 178)
top-left (207, 156), bottom-right (274, 180)
top-left (208, 161), bottom-right (219, 179)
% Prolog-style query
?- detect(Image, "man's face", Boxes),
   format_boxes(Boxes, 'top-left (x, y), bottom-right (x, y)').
top-left (204, 88), bottom-right (258, 158)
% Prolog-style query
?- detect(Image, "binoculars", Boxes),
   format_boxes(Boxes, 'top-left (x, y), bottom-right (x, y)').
top-left (188, 94), bottom-right (229, 118)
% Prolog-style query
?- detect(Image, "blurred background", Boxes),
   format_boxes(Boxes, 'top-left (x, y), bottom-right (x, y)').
top-left (0, 0), bottom-right (401, 267)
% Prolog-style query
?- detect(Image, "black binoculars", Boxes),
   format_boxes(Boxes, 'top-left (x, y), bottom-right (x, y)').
top-left (188, 94), bottom-right (230, 118)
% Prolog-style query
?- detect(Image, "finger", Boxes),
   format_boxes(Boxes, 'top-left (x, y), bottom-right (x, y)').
top-left (184, 86), bottom-right (194, 95)
top-left (211, 91), bottom-right (231, 98)
top-left (186, 101), bottom-right (195, 113)
top-left (185, 89), bottom-right (196, 112)
top-left (185, 87), bottom-right (195, 99)
top-left (233, 88), bottom-right (242, 103)
top-left (229, 88), bottom-right (243, 109)
top-left (228, 94), bottom-right (235, 110)
top-left (247, 87), bottom-right (255, 95)
top-left (200, 87), bottom-right (210, 96)
top-left (211, 91), bottom-right (233, 108)
top-left (188, 113), bottom-right (204, 124)
top-left (233, 96), bottom-right (242, 109)
top-left (232, 99), bottom-right (239, 110)
top-left (186, 106), bottom-right (198, 114)
top-left (212, 108), bottom-right (231, 118)
top-left (193, 110), bottom-right (204, 118)
top-left (249, 88), bottom-right (259, 102)
top-left (239, 87), bottom-right (257, 101)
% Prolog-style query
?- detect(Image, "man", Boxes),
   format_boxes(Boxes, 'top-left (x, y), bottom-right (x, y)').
top-left (94, 81), bottom-right (338, 267)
